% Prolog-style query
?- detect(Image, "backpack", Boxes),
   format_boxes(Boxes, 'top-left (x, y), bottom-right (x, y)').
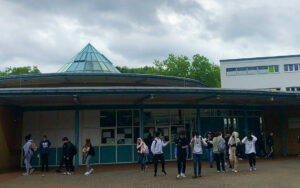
top-left (89, 145), bottom-right (95, 157)
top-left (217, 139), bottom-right (226, 153)
top-left (72, 144), bottom-right (77, 156)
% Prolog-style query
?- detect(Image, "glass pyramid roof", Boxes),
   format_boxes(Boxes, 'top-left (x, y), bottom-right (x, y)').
top-left (57, 43), bottom-right (120, 73)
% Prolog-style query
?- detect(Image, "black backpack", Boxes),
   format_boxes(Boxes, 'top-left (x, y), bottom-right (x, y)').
top-left (89, 145), bottom-right (95, 157)
top-left (72, 144), bottom-right (77, 156)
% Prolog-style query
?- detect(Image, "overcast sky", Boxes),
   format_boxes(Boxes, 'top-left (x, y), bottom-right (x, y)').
top-left (1, 0), bottom-right (300, 73)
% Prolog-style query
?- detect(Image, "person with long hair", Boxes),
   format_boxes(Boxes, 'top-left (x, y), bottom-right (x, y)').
top-left (228, 131), bottom-right (240, 173)
top-left (205, 132), bottom-right (214, 168)
top-left (190, 132), bottom-right (207, 178)
top-left (82, 138), bottom-right (95, 175)
top-left (137, 138), bottom-right (148, 171)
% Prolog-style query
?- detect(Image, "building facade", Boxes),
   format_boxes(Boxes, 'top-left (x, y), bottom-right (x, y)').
top-left (0, 44), bottom-right (300, 171)
top-left (220, 55), bottom-right (300, 91)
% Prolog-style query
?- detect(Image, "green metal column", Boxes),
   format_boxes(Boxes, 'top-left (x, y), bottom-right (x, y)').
top-left (280, 107), bottom-right (287, 156)
top-left (197, 108), bottom-right (201, 135)
top-left (75, 109), bottom-right (79, 168)
top-left (244, 109), bottom-right (249, 136)
top-left (140, 106), bottom-right (144, 139)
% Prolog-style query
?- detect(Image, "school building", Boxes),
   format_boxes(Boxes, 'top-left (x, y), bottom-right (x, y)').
top-left (0, 44), bottom-right (300, 171)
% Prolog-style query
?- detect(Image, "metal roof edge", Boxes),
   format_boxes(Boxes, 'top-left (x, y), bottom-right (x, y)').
top-left (220, 54), bottom-right (300, 63)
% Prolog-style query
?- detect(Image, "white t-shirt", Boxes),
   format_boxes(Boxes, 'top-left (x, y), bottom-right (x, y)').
top-left (242, 136), bottom-right (257, 154)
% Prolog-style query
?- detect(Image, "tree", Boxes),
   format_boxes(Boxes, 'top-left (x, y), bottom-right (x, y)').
top-left (0, 66), bottom-right (41, 76)
top-left (116, 54), bottom-right (221, 88)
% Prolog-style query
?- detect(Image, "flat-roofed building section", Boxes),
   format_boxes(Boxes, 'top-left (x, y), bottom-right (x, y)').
top-left (220, 55), bottom-right (300, 91)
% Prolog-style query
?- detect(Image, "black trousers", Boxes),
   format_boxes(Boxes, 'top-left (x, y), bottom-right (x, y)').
top-left (41, 153), bottom-right (49, 172)
top-left (214, 153), bottom-right (225, 171)
top-left (247, 153), bottom-right (256, 167)
top-left (153, 154), bottom-right (165, 174)
top-left (65, 156), bottom-right (74, 172)
top-left (177, 155), bottom-right (186, 174)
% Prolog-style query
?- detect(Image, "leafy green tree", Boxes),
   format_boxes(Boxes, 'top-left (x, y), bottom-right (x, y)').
top-left (0, 66), bottom-right (41, 76)
top-left (116, 54), bottom-right (221, 88)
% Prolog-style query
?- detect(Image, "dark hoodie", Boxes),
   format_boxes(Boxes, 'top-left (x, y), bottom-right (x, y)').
top-left (63, 141), bottom-right (75, 158)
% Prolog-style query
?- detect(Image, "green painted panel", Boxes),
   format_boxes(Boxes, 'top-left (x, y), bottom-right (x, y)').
top-left (117, 145), bottom-right (133, 162)
top-left (39, 148), bottom-right (56, 166)
top-left (82, 146), bottom-right (99, 164)
top-left (133, 145), bottom-right (138, 161)
top-left (163, 144), bottom-right (171, 160)
top-left (100, 146), bottom-right (116, 163)
top-left (57, 148), bottom-right (63, 166)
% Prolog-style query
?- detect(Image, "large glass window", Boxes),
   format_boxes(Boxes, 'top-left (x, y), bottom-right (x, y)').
top-left (101, 129), bottom-right (115, 144)
top-left (144, 110), bottom-right (155, 126)
top-left (247, 67), bottom-right (257, 74)
top-left (117, 128), bottom-right (132, 144)
top-left (170, 109), bottom-right (184, 126)
top-left (133, 110), bottom-right (140, 127)
top-left (117, 110), bottom-right (132, 127)
top-left (100, 110), bottom-right (116, 127)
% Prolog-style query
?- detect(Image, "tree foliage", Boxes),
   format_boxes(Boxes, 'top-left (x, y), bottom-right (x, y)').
top-left (116, 54), bottom-right (221, 87)
top-left (0, 66), bottom-right (41, 76)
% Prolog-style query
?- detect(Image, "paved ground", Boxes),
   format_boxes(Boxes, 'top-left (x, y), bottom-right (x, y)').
top-left (0, 157), bottom-right (299, 188)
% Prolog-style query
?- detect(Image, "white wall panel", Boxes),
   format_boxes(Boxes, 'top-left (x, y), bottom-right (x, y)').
top-left (39, 111), bottom-right (58, 129)
top-left (57, 111), bottom-right (75, 129)
top-left (81, 110), bottom-right (99, 128)
top-left (81, 128), bottom-right (100, 146)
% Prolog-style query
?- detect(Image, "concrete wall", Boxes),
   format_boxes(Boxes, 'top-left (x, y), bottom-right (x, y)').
top-left (220, 56), bottom-right (300, 90)
top-left (0, 106), bottom-right (22, 172)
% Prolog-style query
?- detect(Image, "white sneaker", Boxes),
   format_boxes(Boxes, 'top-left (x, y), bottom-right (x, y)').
top-left (233, 170), bottom-right (238, 173)
top-left (176, 174), bottom-right (181, 178)
top-left (250, 168), bottom-right (253, 172)
top-left (23, 173), bottom-right (29, 176)
top-left (67, 172), bottom-right (72, 175)
top-left (89, 168), bottom-right (94, 174)
top-left (181, 173), bottom-right (187, 178)
top-left (84, 171), bottom-right (90, 176)
top-left (63, 172), bottom-right (68, 175)
top-left (253, 166), bottom-right (256, 171)
top-left (217, 171), bottom-right (220, 173)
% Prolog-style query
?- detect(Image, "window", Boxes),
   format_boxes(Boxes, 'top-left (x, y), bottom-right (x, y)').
top-left (247, 67), bottom-right (257, 74)
top-left (226, 68), bottom-right (236, 76)
top-left (284, 65), bottom-right (288, 71)
top-left (117, 110), bottom-right (132, 127)
top-left (257, 66), bottom-right (268, 74)
top-left (295, 64), bottom-right (299, 71)
top-left (101, 129), bottom-right (115, 144)
top-left (100, 110), bottom-right (116, 127)
top-left (274, 65), bottom-right (279, 72)
top-left (289, 64), bottom-right (294, 71)
top-left (117, 128), bottom-right (132, 144)
top-left (236, 67), bottom-right (247, 75)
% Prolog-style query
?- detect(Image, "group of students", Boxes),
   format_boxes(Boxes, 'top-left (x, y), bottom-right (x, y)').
top-left (137, 130), bottom-right (263, 178)
top-left (23, 130), bottom-right (274, 178)
top-left (22, 134), bottom-right (95, 176)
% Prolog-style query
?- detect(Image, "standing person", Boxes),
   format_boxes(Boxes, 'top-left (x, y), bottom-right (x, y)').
top-left (266, 132), bottom-right (274, 159)
top-left (212, 132), bottom-right (226, 173)
top-left (190, 132), bottom-right (207, 178)
top-left (38, 135), bottom-right (51, 176)
top-left (144, 133), bottom-right (153, 165)
top-left (82, 138), bottom-right (95, 175)
top-left (224, 132), bottom-right (232, 169)
top-left (242, 134), bottom-right (258, 171)
top-left (256, 133), bottom-right (267, 158)
top-left (137, 138), bottom-right (148, 171)
top-left (23, 134), bottom-right (35, 176)
top-left (151, 132), bottom-right (170, 177)
top-left (62, 137), bottom-right (77, 175)
top-left (228, 132), bottom-right (240, 173)
top-left (175, 130), bottom-right (189, 178)
top-left (206, 132), bottom-right (214, 168)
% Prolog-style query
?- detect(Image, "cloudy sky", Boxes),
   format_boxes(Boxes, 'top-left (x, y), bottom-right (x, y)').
top-left (1, 0), bottom-right (300, 73)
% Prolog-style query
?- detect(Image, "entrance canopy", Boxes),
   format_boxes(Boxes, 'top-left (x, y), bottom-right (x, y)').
top-left (0, 87), bottom-right (300, 108)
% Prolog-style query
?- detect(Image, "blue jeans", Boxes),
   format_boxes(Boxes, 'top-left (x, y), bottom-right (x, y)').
top-left (207, 148), bottom-right (213, 167)
top-left (193, 153), bottom-right (202, 176)
top-left (138, 153), bottom-right (145, 170)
